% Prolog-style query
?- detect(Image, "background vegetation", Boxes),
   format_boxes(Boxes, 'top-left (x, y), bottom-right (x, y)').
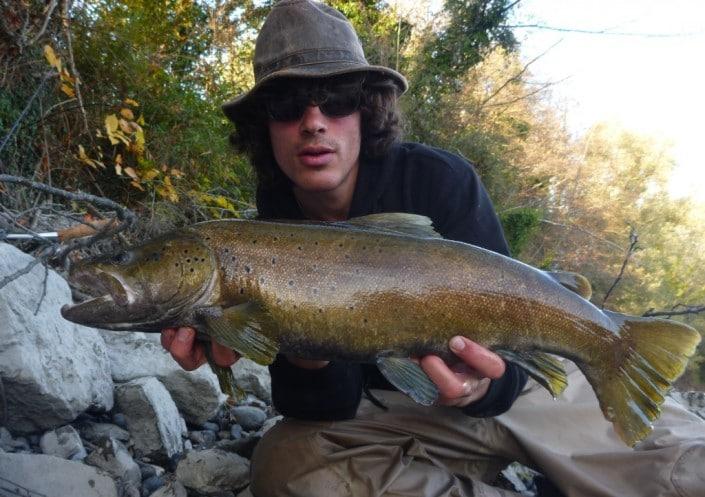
top-left (1, 0), bottom-right (703, 385)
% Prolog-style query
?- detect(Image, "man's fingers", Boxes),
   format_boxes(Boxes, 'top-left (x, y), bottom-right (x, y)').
top-left (420, 355), bottom-right (472, 399)
top-left (167, 327), bottom-right (206, 371)
top-left (211, 340), bottom-right (241, 367)
top-left (449, 336), bottom-right (505, 379)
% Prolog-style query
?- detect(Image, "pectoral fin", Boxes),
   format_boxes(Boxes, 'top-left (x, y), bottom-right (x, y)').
top-left (203, 302), bottom-right (279, 365)
top-left (376, 357), bottom-right (439, 406)
top-left (497, 350), bottom-right (568, 398)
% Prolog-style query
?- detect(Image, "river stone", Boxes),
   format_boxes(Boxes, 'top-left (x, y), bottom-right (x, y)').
top-left (40, 425), bottom-right (87, 460)
top-left (175, 449), bottom-right (250, 494)
top-left (0, 452), bottom-right (118, 497)
top-left (77, 421), bottom-right (131, 444)
top-left (85, 436), bottom-right (142, 488)
top-left (100, 330), bottom-right (223, 425)
top-left (231, 406), bottom-right (267, 432)
top-left (149, 480), bottom-right (188, 497)
top-left (232, 358), bottom-right (271, 403)
top-left (0, 243), bottom-right (114, 434)
top-left (115, 377), bottom-right (184, 461)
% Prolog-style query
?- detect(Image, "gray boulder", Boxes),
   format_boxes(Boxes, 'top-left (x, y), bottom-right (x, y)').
top-left (232, 358), bottom-right (271, 403)
top-left (77, 421), bottom-right (131, 444)
top-left (0, 243), bottom-right (114, 434)
top-left (149, 479), bottom-right (188, 497)
top-left (85, 436), bottom-right (142, 488)
top-left (0, 452), bottom-right (118, 497)
top-left (175, 448), bottom-right (250, 495)
top-left (39, 425), bottom-right (87, 460)
top-left (101, 330), bottom-right (223, 425)
top-left (115, 377), bottom-right (184, 461)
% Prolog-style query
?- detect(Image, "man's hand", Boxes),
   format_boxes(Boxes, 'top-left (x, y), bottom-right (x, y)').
top-left (420, 336), bottom-right (505, 408)
top-left (161, 327), bottom-right (240, 371)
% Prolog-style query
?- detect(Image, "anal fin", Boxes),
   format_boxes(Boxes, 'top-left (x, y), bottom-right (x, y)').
top-left (376, 357), bottom-right (439, 406)
top-left (497, 349), bottom-right (568, 398)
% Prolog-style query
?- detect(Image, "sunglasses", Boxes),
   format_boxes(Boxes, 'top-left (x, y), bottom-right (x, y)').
top-left (261, 80), bottom-right (363, 122)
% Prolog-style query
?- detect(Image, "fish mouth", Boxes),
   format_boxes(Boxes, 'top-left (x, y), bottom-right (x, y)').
top-left (61, 268), bottom-right (158, 330)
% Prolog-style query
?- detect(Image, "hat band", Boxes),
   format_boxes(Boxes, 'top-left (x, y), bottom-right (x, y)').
top-left (255, 48), bottom-right (368, 81)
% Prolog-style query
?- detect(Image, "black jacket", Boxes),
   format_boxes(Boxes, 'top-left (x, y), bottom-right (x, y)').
top-left (256, 142), bottom-right (528, 420)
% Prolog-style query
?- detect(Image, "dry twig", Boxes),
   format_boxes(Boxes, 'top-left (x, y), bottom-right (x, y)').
top-left (601, 226), bottom-right (639, 309)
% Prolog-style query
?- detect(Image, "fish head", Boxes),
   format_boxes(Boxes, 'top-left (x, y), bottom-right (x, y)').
top-left (61, 233), bottom-right (218, 330)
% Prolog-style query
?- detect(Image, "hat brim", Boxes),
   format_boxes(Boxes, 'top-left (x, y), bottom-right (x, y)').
top-left (222, 63), bottom-right (407, 122)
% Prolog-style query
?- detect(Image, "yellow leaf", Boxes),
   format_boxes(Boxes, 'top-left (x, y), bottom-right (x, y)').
top-left (120, 108), bottom-right (134, 120)
top-left (105, 114), bottom-right (120, 144)
top-left (43, 45), bottom-right (61, 71)
top-left (170, 168), bottom-right (184, 179)
top-left (142, 169), bottom-right (160, 181)
top-left (115, 154), bottom-right (123, 165)
top-left (130, 180), bottom-right (144, 191)
top-left (161, 164), bottom-right (168, 172)
top-left (124, 167), bottom-right (139, 180)
top-left (118, 118), bottom-right (132, 134)
top-left (78, 145), bottom-right (88, 160)
top-left (60, 83), bottom-right (75, 97)
top-left (115, 164), bottom-right (123, 176)
top-left (124, 98), bottom-right (139, 107)
top-left (164, 175), bottom-right (173, 187)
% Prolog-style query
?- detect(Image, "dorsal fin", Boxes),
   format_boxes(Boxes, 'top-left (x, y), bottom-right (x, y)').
top-left (342, 213), bottom-right (442, 238)
top-left (546, 270), bottom-right (593, 300)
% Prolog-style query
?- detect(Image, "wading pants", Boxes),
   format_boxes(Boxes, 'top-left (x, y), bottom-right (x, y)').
top-left (250, 362), bottom-right (705, 497)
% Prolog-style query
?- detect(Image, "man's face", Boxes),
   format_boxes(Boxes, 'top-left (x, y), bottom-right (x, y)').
top-left (264, 77), bottom-right (363, 196)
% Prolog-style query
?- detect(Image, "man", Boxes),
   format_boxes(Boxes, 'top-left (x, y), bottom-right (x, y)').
top-left (162, 1), bottom-right (705, 496)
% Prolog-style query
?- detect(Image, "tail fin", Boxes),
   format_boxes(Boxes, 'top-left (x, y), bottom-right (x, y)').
top-left (583, 311), bottom-right (701, 446)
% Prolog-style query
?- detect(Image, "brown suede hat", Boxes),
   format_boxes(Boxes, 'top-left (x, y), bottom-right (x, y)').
top-left (221, 0), bottom-right (407, 121)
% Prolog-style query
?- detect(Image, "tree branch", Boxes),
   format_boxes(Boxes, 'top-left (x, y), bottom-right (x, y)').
top-left (601, 226), bottom-right (638, 309)
top-left (643, 305), bottom-right (705, 318)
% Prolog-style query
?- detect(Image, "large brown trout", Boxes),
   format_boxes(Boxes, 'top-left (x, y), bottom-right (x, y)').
top-left (61, 214), bottom-right (701, 446)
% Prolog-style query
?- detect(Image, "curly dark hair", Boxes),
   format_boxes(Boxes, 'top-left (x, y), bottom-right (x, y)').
top-left (226, 73), bottom-right (403, 188)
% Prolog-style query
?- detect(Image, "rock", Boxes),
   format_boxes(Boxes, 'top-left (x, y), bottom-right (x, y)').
top-left (149, 480), bottom-right (188, 497)
top-left (0, 452), bottom-right (118, 497)
top-left (260, 415), bottom-right (283, 435)
top-left (175, 449), bottom-right (250, 495)
top-left (237, 487), bottom-right (254, 497)
top-left (142, 475), bottom-right (165, 495)
top-left (202, 421), bottom-right (220, 432)
top-left (0, 244), bottom-right (114, 435)
top-left (231, 406), bottom-right (267, 432)
top-left (215, 435), bottom-right (260, 459)
top-left (101, 331), bottom-right (223, 425)
top-left (85, 436), bottom-right (142, 488)
top-left (0, 427), bottom-right (14, 452)
top-left (189, 430), bottom-right (217, 446)
top-left (138, 461), bottom-right (166, 480)
top-left (78, 421), bottom-right (131, 444)
top-left (40, 425), bottom-right (87, 460)
top-left (115, 377), bottom-right (184, 461)
top-left (113, 412), bottom-right (129, 429)
top-left (230, 425), bottom-right (243, 439)
top-left (218, 430), bottom-right (231, 440)
top-left (232, 359), bottom-right (271, 403)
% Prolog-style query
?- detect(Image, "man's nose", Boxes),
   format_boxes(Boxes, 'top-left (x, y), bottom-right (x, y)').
top-left (299, 105), bottom-right (327, 134)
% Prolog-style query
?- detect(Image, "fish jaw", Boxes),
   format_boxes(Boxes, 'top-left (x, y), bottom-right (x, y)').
top-left (61, 265), bottom-right (172, 331)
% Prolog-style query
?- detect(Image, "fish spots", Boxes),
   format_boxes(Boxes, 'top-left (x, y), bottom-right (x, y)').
top-left (244, 265), bottom-right (252, 274)
top-left (252, 239), bottom-right (257, 244)
top-left (297, 246), bottom-right (303, 251)
top-left (312, 288), bottom-right (319, 295)
top-left (239, 288), bottom-right (245, 294)
top-left (271, 257), bottom-right (276, 265)
top-left (288, 280), bottom-right (294, 287)
top-left (259, 277), bottom-right (265, 285)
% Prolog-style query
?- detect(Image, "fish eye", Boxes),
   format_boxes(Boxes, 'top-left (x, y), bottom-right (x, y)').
top-left (110, 251), bottom-right (133, 265)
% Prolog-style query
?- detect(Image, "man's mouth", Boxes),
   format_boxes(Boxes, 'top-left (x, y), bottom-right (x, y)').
top-left (298, 146), bottom-right (335, 167)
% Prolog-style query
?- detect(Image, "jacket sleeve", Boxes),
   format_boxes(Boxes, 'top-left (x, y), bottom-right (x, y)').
top-left (421, 149), bottom-right (528, 417)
